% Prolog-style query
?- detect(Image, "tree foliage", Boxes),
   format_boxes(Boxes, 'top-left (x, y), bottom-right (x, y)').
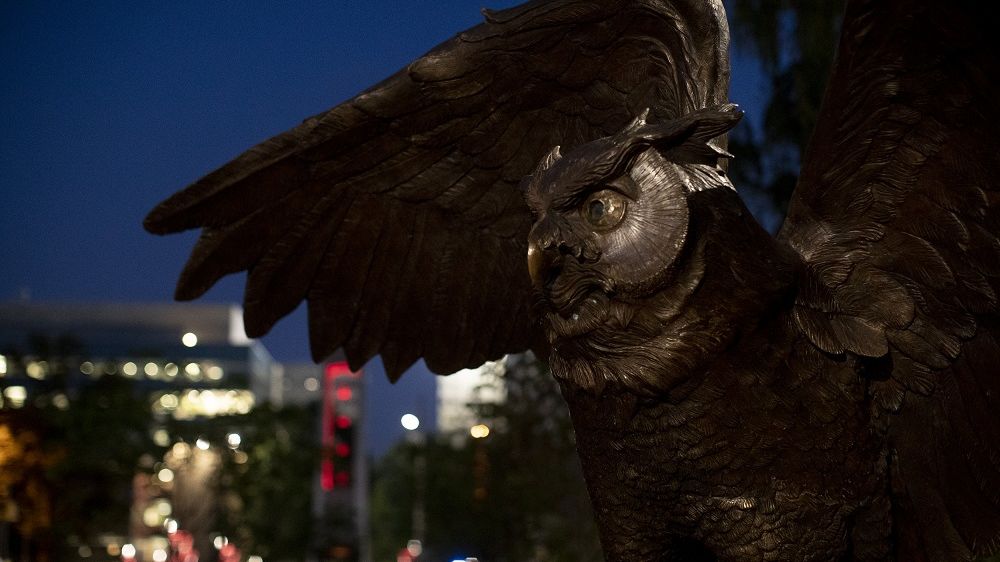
top-left (183, 404), bottom-right (324, 562)
top-left (725, 0), bottom-right (846, 219)
top-left (0, 337), bottom-right (158, 561)
top-left (370, 354), bottom-right (601, 561)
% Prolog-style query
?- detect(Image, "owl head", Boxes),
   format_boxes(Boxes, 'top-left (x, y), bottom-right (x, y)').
top-left (522, 104), bottom-right (743, 392)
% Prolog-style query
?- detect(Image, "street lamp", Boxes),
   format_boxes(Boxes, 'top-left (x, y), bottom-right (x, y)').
top-left (400, 413), bottom-right (420, 431)
top-left (400, 413), bottom-right (425, 545)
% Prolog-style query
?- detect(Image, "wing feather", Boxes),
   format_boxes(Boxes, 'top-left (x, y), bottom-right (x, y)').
top-left (378, 208), bottom-right (435, 381)
top-left (305, 193), bottom-right (390, 365)
top-left (146, 0), bottom-right (730, 378)
top-left (780, 0), bottom-right (1000, 555)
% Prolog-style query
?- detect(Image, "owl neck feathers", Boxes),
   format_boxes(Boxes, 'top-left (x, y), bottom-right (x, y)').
top-left (550, 187), bottom-right (797, 400)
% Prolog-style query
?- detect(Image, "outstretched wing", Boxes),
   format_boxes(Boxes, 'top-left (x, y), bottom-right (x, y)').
top-left (779, 0), bottom-right (1000, 557)
top-left (144, 0), bottom-right (730, 379)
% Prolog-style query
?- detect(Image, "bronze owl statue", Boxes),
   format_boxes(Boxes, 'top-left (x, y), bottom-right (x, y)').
top-left (146, 0), bottom-right (1000, 559)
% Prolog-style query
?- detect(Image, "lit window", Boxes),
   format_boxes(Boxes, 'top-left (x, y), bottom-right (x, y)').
top-left (26, 362), bottom-right (44, 379)
top-left (173, 389), bottom-right (255, 419)
top-left (52, 394), bottom-right (70, 410)
top-left (153, 429), bottom-right (170, 447)
top-left (3, 386), bottom-right (27, 408)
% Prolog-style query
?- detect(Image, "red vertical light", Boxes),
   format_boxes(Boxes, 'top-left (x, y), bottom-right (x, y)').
top-left (325, 362), bottom-right (352, 380)
top-left (321, 361), bottom-right (356, 491)
top-left (321, 460), bottom-right (335, 491)
top-left (335, 471), bottom-right (351, 487)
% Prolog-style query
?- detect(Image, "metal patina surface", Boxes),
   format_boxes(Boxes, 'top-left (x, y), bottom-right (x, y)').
top-left (147, 1), bottom-right (1000, 559)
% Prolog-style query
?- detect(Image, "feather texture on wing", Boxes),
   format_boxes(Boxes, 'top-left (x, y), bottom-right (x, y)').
top-left (144, 0), bottom-right (730, 378)
top-left (779, 0), bottom-right (1000, 556)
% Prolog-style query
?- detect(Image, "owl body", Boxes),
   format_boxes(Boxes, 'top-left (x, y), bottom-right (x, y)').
top-left (559, 306), bottom-right (891, 561)
top-left (526, 110), bottom-right (892, 561)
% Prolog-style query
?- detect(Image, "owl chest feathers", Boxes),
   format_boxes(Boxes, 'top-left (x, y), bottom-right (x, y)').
top-left (559, 314), bottom-right (888, 559)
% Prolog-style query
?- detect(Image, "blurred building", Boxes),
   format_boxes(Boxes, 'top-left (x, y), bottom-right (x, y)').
top-left (0, 302), bottom-right (368, 562)
top-left (0, 301), bottom-right (273, 560)
top-left (276, 362), bottom-right (327, 407)
top-left (0, 301), bottom-right (275, 405)
top-left (436, 358), bottom-right (506, 444)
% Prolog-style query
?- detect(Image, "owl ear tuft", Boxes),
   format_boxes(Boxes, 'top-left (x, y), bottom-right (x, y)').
top-left (684, 104), bottom-right (741, 158)
top-left (629, 104), bottom-right (742, 161)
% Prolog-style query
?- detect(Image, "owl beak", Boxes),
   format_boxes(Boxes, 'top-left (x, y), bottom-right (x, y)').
top-left (527, 241), bottom-right (548, 288)
top-left (528, 217), bottom-right (561, 289)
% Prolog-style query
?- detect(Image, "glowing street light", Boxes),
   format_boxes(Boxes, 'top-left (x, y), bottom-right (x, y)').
top-left (400, 414), bottom-right (420, 431)
top-left (158, 467), bottom-right (175, 483)
top-left (182, 332), bottom-right (198, 347)
top-left (470, 424), bottom-right (490, 439)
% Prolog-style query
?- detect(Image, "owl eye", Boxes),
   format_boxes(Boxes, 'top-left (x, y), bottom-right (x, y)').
top-left (582, 189), bottom-right (627, 229)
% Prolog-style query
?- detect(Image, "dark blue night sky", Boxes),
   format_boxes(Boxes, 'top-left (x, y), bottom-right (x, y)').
top-left (0, 1), bottom-right (768, 455)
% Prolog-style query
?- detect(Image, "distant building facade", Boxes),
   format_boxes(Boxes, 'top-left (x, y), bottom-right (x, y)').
top-left (0, 301), bottom-right (274, 560)
top-left (0, 302), bottom-right (367, 562)
top-left (0, 301), bottom-right (274, 408)
top-left (436, 357), bottom-right (506, 441)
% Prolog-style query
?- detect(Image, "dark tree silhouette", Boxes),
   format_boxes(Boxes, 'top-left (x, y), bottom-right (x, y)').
top-left (726, 0), bottom-right (846, 217)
